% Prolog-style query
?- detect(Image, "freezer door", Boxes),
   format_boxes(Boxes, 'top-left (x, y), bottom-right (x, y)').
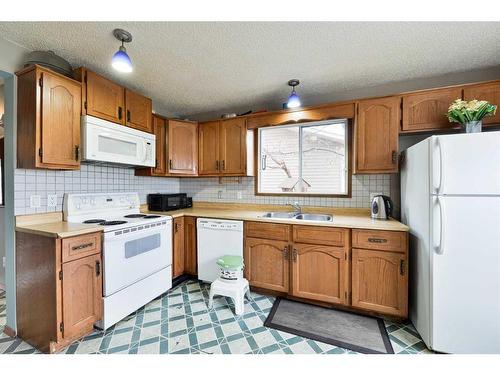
top-left (431, 195), bottom-right (500, 353)
top-left (430, 132), bottom-right (500, 196)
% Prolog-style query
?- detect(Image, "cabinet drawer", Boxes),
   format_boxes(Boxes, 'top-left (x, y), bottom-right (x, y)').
top-left (352, 230), bottom-right (407, 253)
top-left (62, 232), bottom-right (102, 263)
top-left (293, 225), bottom-right (348, 247)
top-left (245, 221), bottom-right (290, 241)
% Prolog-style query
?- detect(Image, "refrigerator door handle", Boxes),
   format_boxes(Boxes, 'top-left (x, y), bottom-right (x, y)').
top-left (433, 137), bottom-right (444, 194)
top-left (433, 196), bottom-right (445, 255)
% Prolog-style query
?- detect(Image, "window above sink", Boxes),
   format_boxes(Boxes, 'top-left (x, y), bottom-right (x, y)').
top-left (257, 119), bottom-right (350, 197)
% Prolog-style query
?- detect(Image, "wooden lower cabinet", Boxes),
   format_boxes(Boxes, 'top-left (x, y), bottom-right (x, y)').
top-left (184, 216), bottom-right (197, 275)
top-left (244, 237), bottom-right (290, 293)
top-left (351, 248), bottom-right (408, 317)
top-left (291, 244), bottom-right (348, 305)
top-left (172, 217), bottom-right (185, 278)
top-left (62, 254), bottom-right (102, 339)
top-left (16, 231), bottom-right (102, 353)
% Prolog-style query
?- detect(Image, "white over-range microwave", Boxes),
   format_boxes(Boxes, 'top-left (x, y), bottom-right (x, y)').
top-left (81, 115), bottom-right (155, 167)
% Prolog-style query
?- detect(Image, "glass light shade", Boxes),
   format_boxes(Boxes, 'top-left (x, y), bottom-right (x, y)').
top-left (287, 92), bottom-right (301, 108)
top-left (112, 46), bottom-right (133, 73)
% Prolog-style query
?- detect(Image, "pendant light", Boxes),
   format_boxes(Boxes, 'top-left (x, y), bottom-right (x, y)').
top-left (286, 79), bottom-right (301, 108)
top-left (112, 29), bottom-right (133, 73)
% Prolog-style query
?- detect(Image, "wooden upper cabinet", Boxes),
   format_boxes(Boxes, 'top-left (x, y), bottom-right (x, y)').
top-left (351, 248), bottom-right (408, 317)
top-left (199, 121), bottom-right (220, 175)
top-left (355, 97), bottom-right (400, 174)
top-left (125, 89), bottom-right (153, 133)
top-left (17, 65), bottom-right (81, 170)
top-left (291, 244), bottom-right (348, 305)
top-left (168, 120), bottom-right (198, 175)
top-left (152, 115), bottom-right (167, 175)
top-left (402, 88), bottom-right (462, 132)
top-left (464, 82), bottom-right (500, 125)
top-left (246, 102), bottom-right (355, 129)
top-left (244, 237), bottom-right (290, 293)
top-left (83, 69), bottom-right (125, 124)
top-left (62, 253), bottom-right (102, 340)
top-left (219, 118), bottom-right (247, 175)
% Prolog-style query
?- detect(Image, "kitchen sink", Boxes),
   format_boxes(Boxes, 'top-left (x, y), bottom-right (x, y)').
top-left (293, 213), bottom-right (333, 222)
top-left (261, 211), bottom-right (297, 219)
top-left (261, 212), bottom-right (333, 222)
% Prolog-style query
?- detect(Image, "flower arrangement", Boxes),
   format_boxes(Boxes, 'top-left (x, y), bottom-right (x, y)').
top-left (447, 99), bottom-right (497, 124)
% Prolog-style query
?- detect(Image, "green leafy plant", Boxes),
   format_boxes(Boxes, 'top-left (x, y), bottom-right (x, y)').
top-left (447, 99), bottom-right (497, 124)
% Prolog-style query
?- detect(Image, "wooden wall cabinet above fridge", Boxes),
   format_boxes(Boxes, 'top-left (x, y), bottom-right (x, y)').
top-left (16, 65), bottom-right (82, 170)
top-left (75, 67), bottom-right (152, 133)
top-left (198, 117), bottom-right (254, 176)
top-left (135, 115), bottom-right (198, 177)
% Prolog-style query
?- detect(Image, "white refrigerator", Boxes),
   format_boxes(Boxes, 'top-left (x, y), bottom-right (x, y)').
top-left (401, 131), bottom-right (500, 354)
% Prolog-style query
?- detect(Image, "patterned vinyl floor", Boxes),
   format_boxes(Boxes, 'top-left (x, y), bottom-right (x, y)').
top-left (0, 281), bottom-right (432, 354)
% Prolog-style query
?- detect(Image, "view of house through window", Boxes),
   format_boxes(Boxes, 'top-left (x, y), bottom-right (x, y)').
top-left (257, 119), bottom-right (348, 195)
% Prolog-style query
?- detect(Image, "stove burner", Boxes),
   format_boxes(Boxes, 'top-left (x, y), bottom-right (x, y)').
top-left (124, 214), bottom-right (147, 218)
top-left (83, 219), bottom-right (106, 224)
top-left (144, 215), bottom-right (162, 219)
top-left (100, 220), bottom-right (128, 226)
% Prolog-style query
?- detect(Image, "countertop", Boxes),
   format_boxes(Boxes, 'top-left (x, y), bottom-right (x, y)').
top-left (141, 203), bottom-right (409, 232)
top-left (15, 203), bottom-right (408, 238)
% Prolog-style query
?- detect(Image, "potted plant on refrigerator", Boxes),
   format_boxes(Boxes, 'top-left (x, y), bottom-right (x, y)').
top-left (446, 99), bottom-right (497, 133)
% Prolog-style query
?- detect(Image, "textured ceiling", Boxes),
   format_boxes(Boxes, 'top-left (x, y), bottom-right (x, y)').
top-left (0, 22), bottom-right (499, 118)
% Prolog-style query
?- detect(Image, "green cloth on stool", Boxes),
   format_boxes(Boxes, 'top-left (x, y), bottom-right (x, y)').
top-left (216, 255), bottom-right (244, 269)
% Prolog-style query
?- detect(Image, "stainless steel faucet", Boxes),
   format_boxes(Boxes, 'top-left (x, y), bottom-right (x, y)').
top-left (288, 201), bottom-right (302, 215)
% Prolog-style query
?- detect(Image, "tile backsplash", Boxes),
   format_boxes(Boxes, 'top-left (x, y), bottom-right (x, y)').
top-left (13, 164), bottom-right (180, 215)
top-left (180, 174), bottom-right (393, 208)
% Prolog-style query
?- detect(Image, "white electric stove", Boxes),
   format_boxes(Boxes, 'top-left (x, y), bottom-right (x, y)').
top-left (63, 192), bottom-right (173, 330)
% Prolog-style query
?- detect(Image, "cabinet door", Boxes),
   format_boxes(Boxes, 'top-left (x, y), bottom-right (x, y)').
top-left (464, 82), bottom-right (500, 125)
top-left (402, 88), bottom-right (462, 132)
top-left (152, 115), bottom-right (167, 175)
top-left (40, 71), bottom-right (81, 169)
top-left (172, 217), bottom-right (185, 278)
top-left (125, 89), bottom-right (153, 133)
top-left (184, 216), bottom-right (197, 275)
top-left (291, 244), bottom-right (348, 304)
top-left (244, 237), bottom-right (289, 293)
top-left (356, 97), bottom-right (400, 173)
top-left (62, 254), bottom-right (102, 339)
top-left (351, 248), bottom-right (408, 317)
top-left (85, 70), bottom-right (125, 124)
top-left (219, 118), bottom-right (247, 175)
top-left (168, 120), bottom-right (198, 175)
top-left (198, 121), bottom-right (220, 175)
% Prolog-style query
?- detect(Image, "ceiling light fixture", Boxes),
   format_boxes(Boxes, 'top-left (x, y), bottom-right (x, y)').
top-left (112, 29), bottom-right (133, 73)
top-left (286, 79), bottom-right (301, 109)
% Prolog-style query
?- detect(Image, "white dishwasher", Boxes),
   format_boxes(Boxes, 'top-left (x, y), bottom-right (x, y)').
top-left (197, 218), bottom-right (244, 283)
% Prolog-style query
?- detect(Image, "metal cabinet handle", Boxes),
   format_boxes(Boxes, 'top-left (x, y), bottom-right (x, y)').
top-left (368, 238), bottom-right (387, 243)
top-left (169, 159), bottom-right (173, 170)
top-left (221, 160), bottom-right (225, 171)
top-left (392, 151), bottom-right (398, 164)
top-left (216, 160), bottom-right (219, 171)
top-left (283, 245), bottom-right (289, 260)
top-left (400, 259), bottom-right (405, 276)
top-left (75, 145), bottom-right (80, 161)
top-left (95, 260), bottom-right (101, 276)
top-left (72, 242), bottom-right (93, 251)
top-left (118, 106), bottom-right (123, 119)
top-left (127, 109), bottom-right (131, 122)
top-left (292, 248), bottom-right (298, 262)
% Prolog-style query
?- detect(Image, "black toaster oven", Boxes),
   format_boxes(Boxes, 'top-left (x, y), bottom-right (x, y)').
top-left (147, 193), bottom-right (192, 211)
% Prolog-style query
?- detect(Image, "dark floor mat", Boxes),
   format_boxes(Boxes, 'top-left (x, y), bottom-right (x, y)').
top-left (264, 298), bottom-right (394, 354)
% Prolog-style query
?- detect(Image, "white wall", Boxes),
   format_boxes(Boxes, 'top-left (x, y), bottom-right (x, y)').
top-left (0, 36), bottom-right (28, 330)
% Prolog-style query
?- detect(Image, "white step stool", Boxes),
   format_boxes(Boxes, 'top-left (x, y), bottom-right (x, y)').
top-left (208, 278), bottom-right (251, 316)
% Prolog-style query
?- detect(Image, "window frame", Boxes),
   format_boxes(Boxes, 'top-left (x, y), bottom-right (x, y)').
top-left (254, 119), bottom-right (352, 198)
